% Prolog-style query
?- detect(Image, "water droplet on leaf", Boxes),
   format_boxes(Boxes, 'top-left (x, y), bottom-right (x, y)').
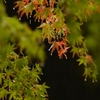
top-left (92, 80), bottom-right (94, 83)
top-left (46, 21), bottom-right (49, 23)
top-left (4, 0), bottom-right (6, 3)
top-left (19, 18), bottom-right (21, 20)
top-left (84, 78), bottom-right (87, 81)
top-left (13, 80), bottom-right (15, 82)
top-left (48, 49), bottom-right (50, 51)
top-left (24, 6), bottom-right (26, 8)
top-left (29, 20), bottom-right (31, 24)
top-left (13, 8), bottom-right (15, 10)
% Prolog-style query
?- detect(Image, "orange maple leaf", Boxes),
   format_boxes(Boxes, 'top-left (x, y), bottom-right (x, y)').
top-left (86, 54), bottom-right (93, 63)
top-left (48, 41), bottom-right (59, 55)
top-left (57, 41), bottom-right (66, 49)
top-left (49, 40), bottom-right (69, 58)
top-left (58, 47), bottom-right (70, 59)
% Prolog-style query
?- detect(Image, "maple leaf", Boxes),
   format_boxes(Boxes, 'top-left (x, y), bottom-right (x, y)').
top-left (83, 67), bottom-right (92, 81)
top-left (40, 23), bottom-right (54, 42)
top-left (47, 15), bottom-right (57, 23)
top-left (14, 1), bottom-right (25, 9)
top-left (57, 40), bottom-right (66, 49)
top-left (58, 47), bottom-right (70, 59)
top-left (34, 7), bottom-right (53, 22)
top-left (14, 1), bottom-right (34, 18)
top-left (18, 9), bottom-right (26, 18)
top-left (76, 35), bottom-right (84, 46)
top-left (92, 69), bottom-right (98, 82)
top-left (49, 40), bottom-right (69, 57)
top-left (86, 54), bottom-right (93, 63)
top-left (34, 6), bottom-right (45, 21)
top-left (77, 56), bottom-right (88, 66)
top-left (70, 45), bottom-right (79, 57)
top-left (48, 41), bottom-right (59, 55)
top-left (52, 21), bottom-right (62, 33)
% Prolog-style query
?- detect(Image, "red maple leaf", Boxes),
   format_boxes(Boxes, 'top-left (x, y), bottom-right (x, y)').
top-left (57, 41), bottom-right (66, 49)
top-left (58, 47), bottom-right (70, 59)
top-left (48, 41), bottom-right (59, 55)
top-left (49, 40), bottom-right (69, 58)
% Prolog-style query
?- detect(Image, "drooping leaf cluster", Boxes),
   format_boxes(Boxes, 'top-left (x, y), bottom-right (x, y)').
top-left (0, 1), bottom-right (48, 100)
top-left (12, 0), bottom-right (100, 82)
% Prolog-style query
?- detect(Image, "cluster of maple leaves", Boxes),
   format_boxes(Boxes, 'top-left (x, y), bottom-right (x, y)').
top-left (14, 0), bottom-right (70, 59)
top-left (13, 0), bottom-right (98, 82)
top-left (70, 35), bottom-right (98, 82)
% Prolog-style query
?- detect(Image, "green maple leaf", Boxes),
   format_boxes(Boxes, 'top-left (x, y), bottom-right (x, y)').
top-left (9, 91), bottom-right (17, 100)
top-left (76, 35), bottom-right (84, 46)
top-left (71, 45), bottom-right (79, 58)
top-left (77, 56), bottom-right (87, 66)
top-left (42, 82), bottom-right (50, 91)
top-left (15, 57), bottom-right (28, 70)
top-left (35, 63), bottom-right (42, 72)
top-left (52, 21), bottom-right (63, 33)
top-left (92, 71), bottom-right (98, 82)
top-left (43, 7), bottom-right (52, 17)
top-left (91, 65), bottom-right (98, 82)
top-left (0, 73), bottom-right (5, 85)
top-left (0, 88), bottom-right (8, 100)
top-left (41, 23), bottom-right (54, 42)
top-left (83, 67), bottom-right (92, 81)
